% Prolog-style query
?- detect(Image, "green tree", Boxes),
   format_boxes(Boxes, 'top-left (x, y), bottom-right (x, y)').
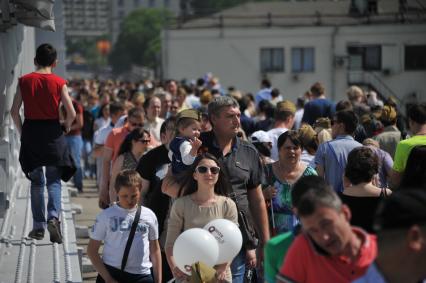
top-left (66, 36), bottom-right (109, 70)
top-left (109, 8), bottom-right (172, 74)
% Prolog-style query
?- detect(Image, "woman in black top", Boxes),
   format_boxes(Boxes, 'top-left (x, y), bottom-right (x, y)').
top-left (339, 147), bottom-right (392, 232)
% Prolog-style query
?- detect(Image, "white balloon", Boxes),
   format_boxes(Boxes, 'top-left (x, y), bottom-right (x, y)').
top-left (173, 228), bottom-right (219, 275)
top-left (204, 219), bottom-right (243, 264)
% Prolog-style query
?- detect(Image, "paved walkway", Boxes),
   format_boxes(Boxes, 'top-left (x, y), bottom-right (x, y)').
top-left (70, 179), bottom-right (101, 283)
top-left (0, 176), bottom-right (82, 283)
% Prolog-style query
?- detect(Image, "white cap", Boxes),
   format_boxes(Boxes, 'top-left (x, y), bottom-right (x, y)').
top-left (250, 130), bottom-right (271, 143)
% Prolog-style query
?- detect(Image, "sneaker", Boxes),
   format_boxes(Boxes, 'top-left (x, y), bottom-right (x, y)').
top-left (28, 229), bottom-right (45, 240)
top-left (47, 218), bottom-right (63, 244)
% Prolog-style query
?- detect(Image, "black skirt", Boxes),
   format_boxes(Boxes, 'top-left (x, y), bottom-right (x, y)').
top-left (19, 119), bottom-right (76, 182)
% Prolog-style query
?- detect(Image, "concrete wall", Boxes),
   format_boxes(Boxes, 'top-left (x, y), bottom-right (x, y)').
top-left (0, 25), bottom-right (35, 215)
top-left (163, 23), bottom-right (426, 103)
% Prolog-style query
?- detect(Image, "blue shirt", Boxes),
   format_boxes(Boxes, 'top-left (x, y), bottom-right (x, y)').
top-left (301, 98), bottom-right (335, 125)
top-left (314, 135), bottom-right (362, 192)
top-left (352, 263), bottom-right (387, 283)
top-left (255, 87), bottom-right (272, 106)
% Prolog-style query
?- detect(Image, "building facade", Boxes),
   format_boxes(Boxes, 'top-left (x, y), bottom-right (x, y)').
top-left (63, 0), bottom-right (110, 37)
top-left (162, 0), bottom-right (426, 105)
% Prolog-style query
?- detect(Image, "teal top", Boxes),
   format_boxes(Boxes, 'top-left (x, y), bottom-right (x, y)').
top-left (270, 166), bottom-right (317, 233)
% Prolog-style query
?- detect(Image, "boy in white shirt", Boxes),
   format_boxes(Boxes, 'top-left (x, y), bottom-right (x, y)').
top-left (88, 170), bottom-right (161, 283)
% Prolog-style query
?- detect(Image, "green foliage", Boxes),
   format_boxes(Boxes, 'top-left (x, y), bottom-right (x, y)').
top-left (109, 8), bottom-right (172, 74)
top-left (66, 36), bottom-right (109, 70)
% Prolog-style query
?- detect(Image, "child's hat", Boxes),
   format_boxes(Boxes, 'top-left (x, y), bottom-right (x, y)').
top-left (176, 109), bottom-right (202, 122)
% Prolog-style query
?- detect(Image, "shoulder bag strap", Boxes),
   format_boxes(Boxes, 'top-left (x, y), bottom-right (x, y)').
top-left (121, 204), bottom-right (142, 272)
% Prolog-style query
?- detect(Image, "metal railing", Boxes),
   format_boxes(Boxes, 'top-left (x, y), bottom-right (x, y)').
top-left (347, 70), bottom-right (401, 104)
top-left (169, 10), bottom-right (426, 30)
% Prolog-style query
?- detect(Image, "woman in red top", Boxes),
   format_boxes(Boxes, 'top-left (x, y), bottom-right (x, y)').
top-left (10, 43), bottom-right (76, 244)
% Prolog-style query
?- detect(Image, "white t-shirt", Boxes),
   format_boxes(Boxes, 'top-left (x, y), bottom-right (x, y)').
top-left (293, 108), bottom-right (304, 130)
top-left (93, 124), bottom-right (113, 145)
top-left (267, 127), bottom-right (288, 161)
top-left (91, 204), bottom-right (159, 275)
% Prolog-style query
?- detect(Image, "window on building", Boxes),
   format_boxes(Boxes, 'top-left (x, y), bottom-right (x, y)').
top-left (291, 47), bottom-right (315, 72)
top-left (149, 0), bottom-right (155, 7)
top-left (260, 48), bottom-right (284, 73)
top-left (118, 10), bottom-right (125, 19)
top-left (405, 45), bottom-right (426, 70)
top-left (348, 45), bottom-right (381, 71)
top-left (134, 0), bottom-right (140, 7)
top-left (367, 0), bottom-right (378, 14)
top-left (164, 0), bottom-right (170, 7)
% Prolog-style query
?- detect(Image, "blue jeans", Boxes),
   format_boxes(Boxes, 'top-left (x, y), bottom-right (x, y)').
top-left (231, 249), bottom-right (246, 283)
top-left (66, 135), bottom-right (83, 191)
top-left (82, 139), bottom-right (95, 178)
top-left (29, 166), bottom-right (62, 230)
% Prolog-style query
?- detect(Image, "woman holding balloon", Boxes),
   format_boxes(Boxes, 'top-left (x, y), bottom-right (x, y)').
top-left (165, 153), bottom-right (239, 282)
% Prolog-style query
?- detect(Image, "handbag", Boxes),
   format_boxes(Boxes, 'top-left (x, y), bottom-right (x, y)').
top-left (96, 204), bottom-right (142, 282)
top-left (228, 191), bottom-right (259, 250)
top-left (244, 267), bottom-right (258, 283)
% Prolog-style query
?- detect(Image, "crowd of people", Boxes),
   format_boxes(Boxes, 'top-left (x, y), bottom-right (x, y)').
top-left (12, 44), bottom-right (426, 283)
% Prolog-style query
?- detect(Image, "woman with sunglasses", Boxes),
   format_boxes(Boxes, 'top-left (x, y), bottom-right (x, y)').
top-left (263, 131), bottom-right (317, 235)
top-left (165, 153), bottom-right (238, 282)
top-left (108, 128), bottom-right (151, 203)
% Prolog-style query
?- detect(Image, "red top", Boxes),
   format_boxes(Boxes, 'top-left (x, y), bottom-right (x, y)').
top-left (19, 72), bottom-right (67, 119)
top-left (280, 228), bottom-right (377, 283)
top-left (105, 126), bottom-right (130, 162)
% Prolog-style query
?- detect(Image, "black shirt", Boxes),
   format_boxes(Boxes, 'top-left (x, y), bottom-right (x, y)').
top-left (339, 193), bottom-right (383, 233)
top-left (200, 131), bottom-right (264, 221)
top-left (136, 144), bottom-right (170, 235)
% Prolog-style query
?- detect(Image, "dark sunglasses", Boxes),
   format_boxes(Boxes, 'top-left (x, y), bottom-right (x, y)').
top-left (138, 139), bottom-right (151, 144)
top-left (196, 166), bottom-right (220, 174)
top-left (130, 122), bottom-right (144, 127)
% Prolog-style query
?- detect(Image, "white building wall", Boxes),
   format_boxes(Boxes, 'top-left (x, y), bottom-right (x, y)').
top-left (334, 24), bottom-right (426, 103)
top-left (164, 27), bottom-right (336, 100)
top-left (163, 23), bottom-right (426, 103)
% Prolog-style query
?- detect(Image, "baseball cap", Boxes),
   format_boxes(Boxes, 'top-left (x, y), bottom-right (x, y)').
top-left (373, 189), bottom-right (426, 232)
top-left (176, 109), bottom-right (202, 122)
top-left (250, 130), bottom-right (272, 143)
top-left (313, 117), bottom-right (331, 132)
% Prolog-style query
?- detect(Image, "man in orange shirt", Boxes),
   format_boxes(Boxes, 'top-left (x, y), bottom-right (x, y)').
top-left (277, 184), bottom-right (377, 283)
top-left (98, 107), bottom-right (145, 208)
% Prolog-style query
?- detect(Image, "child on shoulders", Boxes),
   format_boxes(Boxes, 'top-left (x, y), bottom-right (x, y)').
top-left (168, 109), bottom-right (202, 175)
